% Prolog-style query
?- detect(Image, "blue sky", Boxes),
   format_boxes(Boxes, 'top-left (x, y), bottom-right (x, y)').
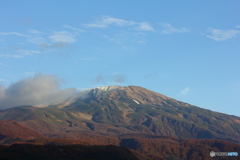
top-left (0, 1), bottom-right (240, 116)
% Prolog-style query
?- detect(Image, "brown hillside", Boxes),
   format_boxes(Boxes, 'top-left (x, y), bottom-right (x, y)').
top-left (0, 120), bottom-right (44, 143)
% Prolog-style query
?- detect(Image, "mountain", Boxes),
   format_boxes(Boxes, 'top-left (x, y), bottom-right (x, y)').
top-left (0, 85), bottom-right (240, 159)
top-left (0, 85), bottom-right (240, 142)
top-left (61, 86), bottom-right (240, 143)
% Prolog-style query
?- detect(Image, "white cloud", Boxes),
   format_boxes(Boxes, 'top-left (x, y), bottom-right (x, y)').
top-left (27, 37), bottom-right (45, 44)
top-left (17, 49), bottom-right (40, 55)
top-left (84, 15), bottom-right (136, 28)
top-left (0, 79), bottom-right (7, 82)
top-left (235, 26), bottom-right (240, 28)
top-left (136, 22), bottom-right (155, 31)
top-left (63, 25), bottom-right (85, 32)
top-left (0, 74), bottom-right (76, 109)
top-left (0, 32), bottom-right (31, 37)
top-left (84, 16), bottom-right (157, 33)
top-left (160, 23), bottom-right (189, 34)
top-left (206, 28), bottom-right (240, 41)
top-left (181, 87), bottom-right (190, 95)
top-left (28, 29), bottom-right (43, 34)
top-left (0, 54), bottom-right (22, 58)
top-left (0, 49), bottom-right (40, 58)
top-left (49, 31), bottom-right (76, 43)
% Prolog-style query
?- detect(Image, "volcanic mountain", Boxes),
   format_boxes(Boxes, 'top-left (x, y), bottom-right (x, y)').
top-left (0, 85), bottom-right (239, 142)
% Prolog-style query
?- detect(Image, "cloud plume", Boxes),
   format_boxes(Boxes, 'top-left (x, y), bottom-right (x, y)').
top-left (0, 74), bottom-right (76, 109)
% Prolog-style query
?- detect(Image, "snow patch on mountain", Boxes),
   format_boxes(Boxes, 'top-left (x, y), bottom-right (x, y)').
top-left (95, 86), bottom-right (123, 91)
top-left (133, 99), bottom-right (140, 104)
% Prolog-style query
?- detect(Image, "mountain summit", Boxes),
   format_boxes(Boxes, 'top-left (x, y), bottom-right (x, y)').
top-left (76, 85), bottom-right (172, 106)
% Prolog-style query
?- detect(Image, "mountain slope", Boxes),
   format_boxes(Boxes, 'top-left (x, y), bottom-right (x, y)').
top-left (0, 120), bottom-right (44, 144)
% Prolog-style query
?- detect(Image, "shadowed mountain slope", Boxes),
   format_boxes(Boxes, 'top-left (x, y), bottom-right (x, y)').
top-left (0, 144), bottom-right (151, 160)
top-left (119, 134), bottom-right (240, 160)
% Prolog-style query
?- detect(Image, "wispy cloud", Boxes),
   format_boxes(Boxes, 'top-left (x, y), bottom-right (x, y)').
top-left (27, 37), bottom-right (45, 44)
top-left (0, 78), bottom-right (7, 82)
top-left (137, 40), bottom-right (145, 44)
top-left (102, 33), bottom-right (129, 44)
top-left (17, 43), bottom-right (26, 45)
top-left (49, 31), bottom-right (76, 43)
top-left (206, 28), bottom-right (240, 41)
top-left (94, 73), bottom-right (105, 83)
top-left (136, 22), bottom-right (155, 31)
top-left (93, 73), bottom-right (127, 84)
top-left (63, 25), bottom-right (85, 32)
top-left (144, 72), bottom-right (158, 78)
top-left (159, 23), bottom-right (189, 34)
top-left (17, 49), bottom-right (40, 55)
top-left (28, 29), bottom-right (43, 34)
top-left (0, 49), bottom-right (40, 58)
top-left (0, 74), bottom-right (76, 109)
top-left (0, 32), bottom-right (31, 37)
top-left (181, 87), bottom-right (190, 95)
top-left (0, 53), bottom-right (22, 58)
top-left (110, 73), bottom-right (127, 83)
top-left (24, 72), bottom-right (36, 76)
top-left (0, 63), bottom-right (10, 67)
top-left (39, 42), bottom-right (69, 50)
top-left (80, 56), bottom-right (98, 61)
top-left (84, 16), bottom-right (156, 33)
top-left (83, 15), bottom-right (136, 28)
